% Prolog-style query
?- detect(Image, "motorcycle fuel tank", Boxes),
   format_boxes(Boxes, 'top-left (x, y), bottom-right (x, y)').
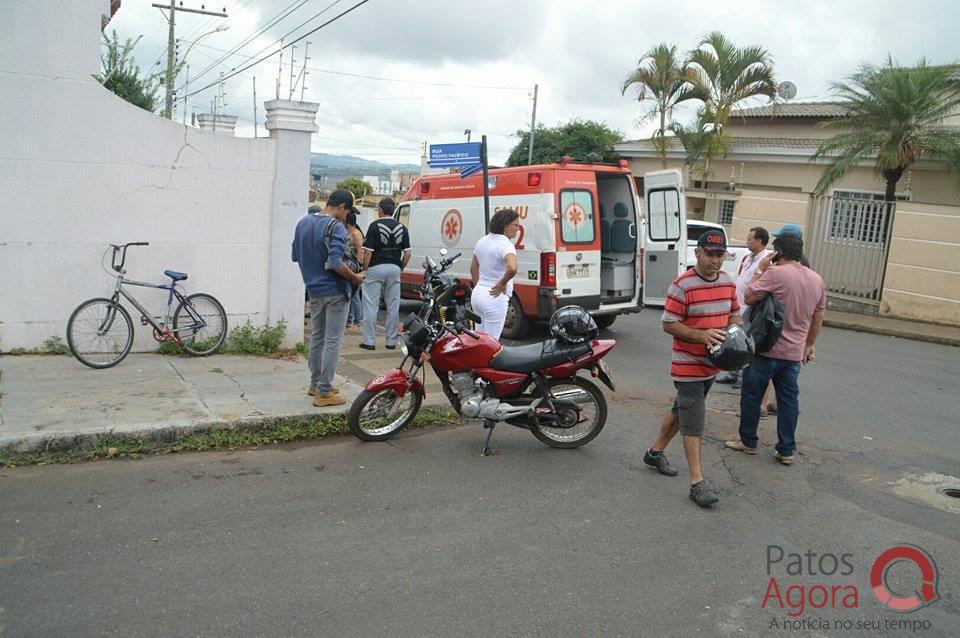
top-left (430, 332), bottom-right (502, 372)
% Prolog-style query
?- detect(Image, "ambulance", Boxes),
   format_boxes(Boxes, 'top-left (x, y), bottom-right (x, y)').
top-left (397, 158), bottom-right (687, 339)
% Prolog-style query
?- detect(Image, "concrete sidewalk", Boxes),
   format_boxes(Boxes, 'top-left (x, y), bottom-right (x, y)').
top-left (0, 353), bottom-right (367, 454)
top-left (825, 310), bottom-right (960, 347)
top-left (0, 313), bottom-right (454, 457)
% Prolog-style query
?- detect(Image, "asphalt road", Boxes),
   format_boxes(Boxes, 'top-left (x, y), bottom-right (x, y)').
top-left (2, 311), bottom-right (959, 636)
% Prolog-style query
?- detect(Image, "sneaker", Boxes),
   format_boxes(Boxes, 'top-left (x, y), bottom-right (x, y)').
top-left (724, 440), bottom-right (757, 455)
top-left (313, 392), bottom-right (346, 407)
top-left (766, 402), bottom-right (778, 415)
top-left (774, 451), bottom-right (795, 466)
top-left (385, 343), bottom-right (396, 350)
top-left (643, 449), bottom-right (679, 476)
top-left (359, 343), bottom-right (375, 351)
top-left (308, 387), bottom-right (339, 397)
top-left (689, 480), bottom-right (720, 507)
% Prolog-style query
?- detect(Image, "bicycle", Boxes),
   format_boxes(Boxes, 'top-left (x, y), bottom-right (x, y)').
top-left (66, 242), bottom-right (228, 369)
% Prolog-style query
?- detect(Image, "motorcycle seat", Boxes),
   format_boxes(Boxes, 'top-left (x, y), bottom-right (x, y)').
top-left (490, 339), bottom-right (592, 374)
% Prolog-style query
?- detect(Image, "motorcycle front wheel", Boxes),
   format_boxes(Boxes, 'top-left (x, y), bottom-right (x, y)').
top-left (529, 375), bottom-right (607, 449)
top-left (347, 388), bottom-right (423, 441)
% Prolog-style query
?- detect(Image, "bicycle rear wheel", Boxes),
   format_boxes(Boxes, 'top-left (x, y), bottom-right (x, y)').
top-left (173, 293), bottom-right (227, 356)
top-left (66, 298), bottom-right (134, 368)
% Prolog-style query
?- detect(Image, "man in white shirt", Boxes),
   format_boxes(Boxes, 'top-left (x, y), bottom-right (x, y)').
top-left (717, 226), bottom-right (771, 387)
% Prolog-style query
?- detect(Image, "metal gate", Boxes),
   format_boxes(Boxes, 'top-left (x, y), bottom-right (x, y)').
top-left (806, 194), bottom-right (895, 302)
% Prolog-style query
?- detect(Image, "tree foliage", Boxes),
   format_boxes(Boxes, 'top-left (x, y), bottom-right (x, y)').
top-left (97, 31), bottom-right (161, 112)
top-left (506, 119), bottom-right (623, 167)
top-left (685, 32), bottom-right (777, 178)
top-left (336, 178), bottom-right (373, 199)
top-left (621, 43), bottom-right (702, 168)
top-left (811, 57), bottom-right (960, 201)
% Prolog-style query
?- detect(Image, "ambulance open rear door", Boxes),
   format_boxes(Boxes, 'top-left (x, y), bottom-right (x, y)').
top-left (641, 169), bottom-right (687, 306)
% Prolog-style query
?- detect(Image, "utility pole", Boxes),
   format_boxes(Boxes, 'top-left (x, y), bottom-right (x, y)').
top-left (252, 76), bottom-right (258, 138)
top-left (181, 64), bottom-right (190, 124)
top-left (153, 0), bottom-right (227, 120)
top-left (527, 83), bottom-right (538, 166)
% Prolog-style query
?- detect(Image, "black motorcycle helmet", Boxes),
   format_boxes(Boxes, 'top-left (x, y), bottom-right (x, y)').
top-left (549, 306), bottom-right (598, 344)
top-left (708, 325), bottom-right (756, 371)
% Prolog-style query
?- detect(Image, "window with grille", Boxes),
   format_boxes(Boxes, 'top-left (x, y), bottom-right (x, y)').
top-left (828, 190), bottom-right (909, 244)
top-left (719, 200), bottom-right (735, 225)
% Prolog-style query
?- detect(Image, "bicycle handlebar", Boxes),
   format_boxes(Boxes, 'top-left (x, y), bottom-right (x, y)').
top-left (110, 242), bottom-right (150, 273)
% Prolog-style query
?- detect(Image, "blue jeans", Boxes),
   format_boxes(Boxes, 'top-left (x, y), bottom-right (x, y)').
top-left (738, 355), bottom-right (802, 455)
top-left (347, 288), bottom-right (362, 325)
top-left (308, 295), bottom-right (349, 394)
top-left (361, 264), bottom-right (401, 347)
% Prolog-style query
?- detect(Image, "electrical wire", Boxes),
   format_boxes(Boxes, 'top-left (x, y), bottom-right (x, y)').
top-left (188, 0), bottom-right (312, 85)
top-left (184, 41), bottom-right (530, 92)
top-left (183, 0), bottom-right (373, 99)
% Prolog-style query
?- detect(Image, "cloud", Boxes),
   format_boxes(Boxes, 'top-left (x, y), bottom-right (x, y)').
top-left (105, 0), bottom-right (960, 165)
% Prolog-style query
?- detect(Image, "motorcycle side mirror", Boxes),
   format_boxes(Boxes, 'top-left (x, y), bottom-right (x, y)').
top-left (439, 248), bottom-right (448, 256)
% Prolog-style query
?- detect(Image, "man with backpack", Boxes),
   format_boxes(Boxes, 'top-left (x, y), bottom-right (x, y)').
top-left (292, 189), bottom-right (366, 407)
top-left (359, 197), bottom-right (411, 351)
top-left (725, 233), bottom-right (825, 465)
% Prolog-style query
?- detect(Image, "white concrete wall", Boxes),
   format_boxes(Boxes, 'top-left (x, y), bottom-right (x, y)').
top-left (0, 2), bottom-right (317, 351)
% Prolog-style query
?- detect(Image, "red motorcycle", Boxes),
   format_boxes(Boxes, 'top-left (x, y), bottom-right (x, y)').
top-left (346, 250), bottom-right (617, 455)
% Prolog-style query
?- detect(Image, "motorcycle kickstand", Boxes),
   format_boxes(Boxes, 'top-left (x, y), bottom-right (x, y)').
top-left (481, 419), bottom-right (498, 457)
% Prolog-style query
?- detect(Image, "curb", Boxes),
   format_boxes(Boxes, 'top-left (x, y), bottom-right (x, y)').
top-left (0, 409), bottom-right (351, 458)
top-left (823, 320), bottom-right (960, 348)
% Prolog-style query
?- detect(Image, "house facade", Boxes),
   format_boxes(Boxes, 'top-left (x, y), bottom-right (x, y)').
top-left (615, 102), bottom-right (960, 326)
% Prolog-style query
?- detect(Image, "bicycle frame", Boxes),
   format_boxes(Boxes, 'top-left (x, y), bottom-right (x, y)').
top-left (96, 273), bottom-right (207, 340)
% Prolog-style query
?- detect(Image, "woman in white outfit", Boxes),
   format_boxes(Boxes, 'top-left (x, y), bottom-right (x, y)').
top-left (470, 209), bottom-right (520, 341)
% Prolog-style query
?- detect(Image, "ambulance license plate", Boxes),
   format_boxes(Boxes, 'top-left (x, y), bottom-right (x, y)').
top-left (567, 264), bottom-right (589, 279)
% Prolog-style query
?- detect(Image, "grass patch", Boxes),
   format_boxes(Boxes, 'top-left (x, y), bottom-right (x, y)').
top-left (157, 320), bottom-right (299, 357)
top-left (0, 408), bottom-right (459, 468)
top-left (6, 335), bottom-right (71, 356)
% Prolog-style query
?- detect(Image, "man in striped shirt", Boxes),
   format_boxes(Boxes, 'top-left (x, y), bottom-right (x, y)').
top-left (643, 230), bottom-right (742, 507)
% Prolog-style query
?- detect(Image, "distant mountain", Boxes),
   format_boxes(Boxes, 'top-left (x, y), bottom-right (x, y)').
top-left (309, 152), bottom-right (419, 176)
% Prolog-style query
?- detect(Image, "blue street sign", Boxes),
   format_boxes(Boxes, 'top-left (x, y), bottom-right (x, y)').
top-left (459, 163), bottom-right (483, 178)
top-left (429, 142), bottom-right (482, 167)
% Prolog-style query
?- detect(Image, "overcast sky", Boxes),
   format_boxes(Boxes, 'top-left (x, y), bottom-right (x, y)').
top-left (108, 0), bottom-right (959, 166)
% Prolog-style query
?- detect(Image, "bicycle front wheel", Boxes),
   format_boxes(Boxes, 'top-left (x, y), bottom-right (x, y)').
top-left (66, 298), bottom-right (134, 369)
top-left (173, 293), bottom-right (227, 356)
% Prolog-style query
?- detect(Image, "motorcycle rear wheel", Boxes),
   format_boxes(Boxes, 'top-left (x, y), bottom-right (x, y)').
top-left (347, 388), bottom-right (422, 441)
top-left (529, 376), bottom-right (607, 449)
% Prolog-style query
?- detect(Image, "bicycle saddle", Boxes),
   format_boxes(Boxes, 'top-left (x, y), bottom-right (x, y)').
top-left (164, 270), bottom-right (188, 282)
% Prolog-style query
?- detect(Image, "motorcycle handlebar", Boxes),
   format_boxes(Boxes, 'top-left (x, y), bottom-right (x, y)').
top-left (456, 322), bottom-right (480, 339)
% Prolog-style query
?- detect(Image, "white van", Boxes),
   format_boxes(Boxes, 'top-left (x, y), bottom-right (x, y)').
top-left (397, 160), bottom-right (687, 338)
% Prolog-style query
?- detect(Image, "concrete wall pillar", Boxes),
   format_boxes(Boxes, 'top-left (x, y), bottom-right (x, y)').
top-left (196, 113), bottom-right (239, 136)
top-left (264, 99), bottom-right (319, 346)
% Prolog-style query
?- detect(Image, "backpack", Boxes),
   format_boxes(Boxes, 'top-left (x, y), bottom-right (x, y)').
top-left (323, 217), bottom-right (362, 274)
top-left (743, 294), bottom-right (785, 353)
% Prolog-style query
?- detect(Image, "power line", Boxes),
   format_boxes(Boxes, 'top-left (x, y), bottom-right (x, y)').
top-left (183, 0), bottom-right (373, 100)
top-left (185, 41), bottom-right (529, 92)
top-left (189, 0), bottom-right (312, 86)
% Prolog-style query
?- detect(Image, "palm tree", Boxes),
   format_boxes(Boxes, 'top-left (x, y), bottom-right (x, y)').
top-left (686, 32), bottom-right (778, 180)
top-left (668, 110), bottom-right (723, 183)
top-left (812, 57), bottom-right (960, 202)
top-left (621, 43), bottom-right (701, 168)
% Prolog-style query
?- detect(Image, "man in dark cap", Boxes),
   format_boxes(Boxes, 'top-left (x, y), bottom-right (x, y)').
top-left (292, 189), bottom-right (366, 407)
